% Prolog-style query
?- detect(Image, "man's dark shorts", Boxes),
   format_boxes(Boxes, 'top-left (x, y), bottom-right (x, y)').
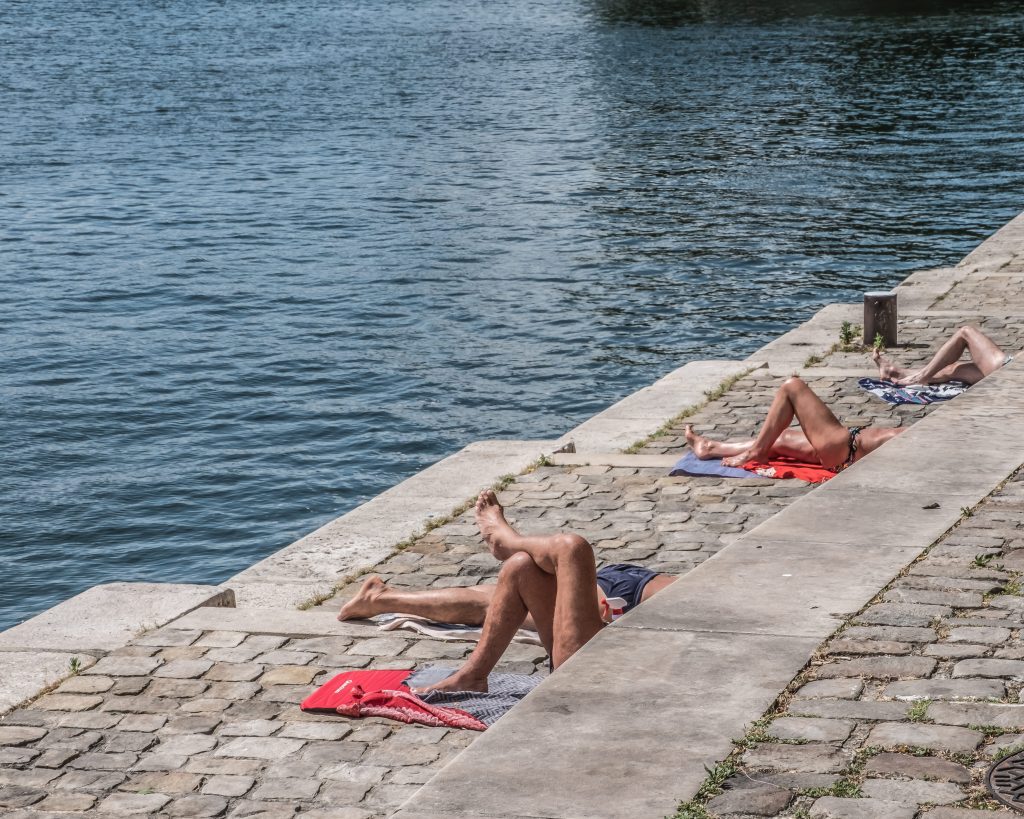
top-left (596, 563), bottom-right (658, 613)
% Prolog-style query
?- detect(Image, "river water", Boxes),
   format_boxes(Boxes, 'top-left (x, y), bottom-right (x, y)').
top-left (2, 0), bottom-right (1023, 629)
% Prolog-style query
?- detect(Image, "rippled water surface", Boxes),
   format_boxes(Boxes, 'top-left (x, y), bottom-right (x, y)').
top-left (3, 0), bottom-right (1024, 628)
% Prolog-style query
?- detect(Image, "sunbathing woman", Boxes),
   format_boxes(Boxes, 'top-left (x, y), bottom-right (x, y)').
top-left (873, 325), bottom-right (1011, 386)
top-left (685, 376), bottom-right (905, 470)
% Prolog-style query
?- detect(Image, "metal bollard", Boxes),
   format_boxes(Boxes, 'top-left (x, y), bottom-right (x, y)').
top-left (864, 292), bottom-right (897, 347)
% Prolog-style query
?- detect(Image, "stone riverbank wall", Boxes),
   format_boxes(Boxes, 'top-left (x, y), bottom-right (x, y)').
top-left (1, 210), bottom-right (1024, 817)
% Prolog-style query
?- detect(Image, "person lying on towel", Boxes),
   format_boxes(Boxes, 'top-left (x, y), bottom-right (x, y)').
top-left (338, 490), bottom-right (675, 693)
top-left (872, 324), bottom-right (1012, 386)
top-left (685, 376), bottom-right (905, 474)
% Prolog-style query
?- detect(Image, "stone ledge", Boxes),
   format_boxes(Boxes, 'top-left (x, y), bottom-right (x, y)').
top-left (745, 302), bottom-right (861, 372)
top-left (0, 583), bottom-right (233, 655)
top-left (170, 606), bottom-right (376, 638)
top-left (0, 652), bottom-right (97, 716)
top-left (558, 360), bottom-right (759, 454)
top-left (229, 440), bottom-right (561, 594)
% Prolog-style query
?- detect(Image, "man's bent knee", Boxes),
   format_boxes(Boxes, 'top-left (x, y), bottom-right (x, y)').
top-left (553, 533), bottom-right (594, 563)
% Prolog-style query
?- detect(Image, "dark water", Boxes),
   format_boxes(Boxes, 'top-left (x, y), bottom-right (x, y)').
top-left (2, 0), bottom-right (1023, 630)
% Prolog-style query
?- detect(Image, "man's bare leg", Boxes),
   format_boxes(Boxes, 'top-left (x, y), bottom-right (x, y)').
top-left (719, 377), bottom-right (851, 468)
top-left (685, 425), bottom-right (818, 462)
top-left (415, 491), bottom-right (605, 693)
top-left (337, 575), bottom-right (494, 624)
top-left (414, 552), bottom-right (558, 693)
top-left (875, 326), bottom-right (1006, 386)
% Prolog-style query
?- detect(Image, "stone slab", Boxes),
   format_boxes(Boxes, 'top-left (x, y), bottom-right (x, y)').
top-left (0, 653), bottom-right (96, 716)
top-left (231, 440), bottom-right (559, 590)
top-left (0, 584), bottom-right (233, 654)
top-left (395, 628), bottom-right (820, 819)
top-left (559, 360), bottom-right (758, 453)
top-left (617, 537), bottom-right (919, 638)
top-left (548, 453), bottom-right (681, 469)
top-left (168, 608), bottom-right (375, 638)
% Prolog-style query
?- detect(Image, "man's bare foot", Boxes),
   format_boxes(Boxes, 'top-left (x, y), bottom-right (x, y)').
top-left (872, 348), bottom-right (908, 381)
top-left (337, 575), bottom-right (387, 621)
top-left (413, 669), bottom-right (489, 694)
top-left (684, 425), bottom-right (717, 460)
top-left (475, 490), bottom-right (519, 561)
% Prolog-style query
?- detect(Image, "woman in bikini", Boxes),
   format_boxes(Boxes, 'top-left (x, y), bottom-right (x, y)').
top-left (685, 376), bottom-right (905, 472)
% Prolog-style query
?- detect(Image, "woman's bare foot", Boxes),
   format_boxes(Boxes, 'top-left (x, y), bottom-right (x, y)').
top-left (413, 669), bottom-right (489, 694)
top-left (722, 448), bottom-right (764, 468)
top-left (872, 348), bottom-right (909, 381)
top-left (684, 425), bottom-right (717, 459)
top-left (475, 490), bottom-right (519, 561)
top-left (337, 575), bottom-right (387, 621)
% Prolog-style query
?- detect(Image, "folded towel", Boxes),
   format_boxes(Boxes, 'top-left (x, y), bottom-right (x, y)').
top-left (375, 613), bottom-right (543, 646)
top-left (858, 377), bottom-right (970, 405)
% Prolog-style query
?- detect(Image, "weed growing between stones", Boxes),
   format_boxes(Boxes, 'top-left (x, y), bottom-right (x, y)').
top-left (907, 699), bottom-right (932, 723)
top-left (993, 742), bottom-right (1024, 761)
top-left (68, 656), bottom-right (81, 675)
top-left (667, 759), bottom-right (738, 819)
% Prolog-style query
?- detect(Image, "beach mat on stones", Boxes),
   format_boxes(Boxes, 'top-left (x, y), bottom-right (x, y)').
top-left (741, 458), bottom-right (835, 483)
top-left (671, 451), bottom-right (833, 483)
top-left (410, 666), bottom-right (542, 727)
top-left (670, 452), bottom-right (753, 478)
top-left (300, 668), bottom-right (487, 730)
top-left (375, 613), bottom-right (543, 646)
top-left (858, 376), bottom-right (970, 405)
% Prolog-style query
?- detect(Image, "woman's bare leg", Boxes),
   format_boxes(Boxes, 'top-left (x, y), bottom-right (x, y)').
top-left (894, 326), bottom-right (1006, 386)
top-left (337, 575), bottom-right (494, 624)
top-left (685, 425), bottom-right (817, 462)
top-left (719, 377), bottom-right (851, 468)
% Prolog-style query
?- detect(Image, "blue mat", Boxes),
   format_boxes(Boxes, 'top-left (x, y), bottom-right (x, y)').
top-left (670, 451), bottom-right (756, 479)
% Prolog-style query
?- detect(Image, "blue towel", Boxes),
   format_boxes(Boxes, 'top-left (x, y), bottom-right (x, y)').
top-left (858, 377), bottom-right (970, 406)
top-left (670, 451), bottom-right (757, 479)
top-left (408, 666), bottom-right (542, 726)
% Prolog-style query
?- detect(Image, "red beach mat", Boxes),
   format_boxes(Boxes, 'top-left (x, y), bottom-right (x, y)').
top-left (300, 670), bottom-right (487, 731)
top-left (742, 457), bottom-right (836, 483)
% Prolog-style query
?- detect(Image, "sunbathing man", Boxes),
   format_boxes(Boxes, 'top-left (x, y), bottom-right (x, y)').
top-left (338, 490), bottom-right (675, 692)
top-left (685, 376), bottom-right (905, 471)
top-left (873, 324), bottom-right (1011, 386)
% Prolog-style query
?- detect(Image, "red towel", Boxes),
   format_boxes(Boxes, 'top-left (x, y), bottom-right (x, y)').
top-left (300, 670), bottom-right (487, 731)
top-left (742, 457), bottom-right (835, 483)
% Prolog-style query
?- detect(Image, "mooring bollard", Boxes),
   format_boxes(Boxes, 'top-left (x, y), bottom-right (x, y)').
top-left (864, 291), bottom-right (897, 347)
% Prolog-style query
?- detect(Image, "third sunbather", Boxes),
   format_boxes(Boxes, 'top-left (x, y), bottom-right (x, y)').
top-left (873, 324), bottom-right (1011, 387)
top-left (685, 375), bottom-right (905, 471)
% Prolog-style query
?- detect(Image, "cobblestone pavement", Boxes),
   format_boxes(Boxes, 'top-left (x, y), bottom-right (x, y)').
top-left (689, 469), bottom-right (1024, 818)
top-left (1, 314), bottom-right (1020, 817)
